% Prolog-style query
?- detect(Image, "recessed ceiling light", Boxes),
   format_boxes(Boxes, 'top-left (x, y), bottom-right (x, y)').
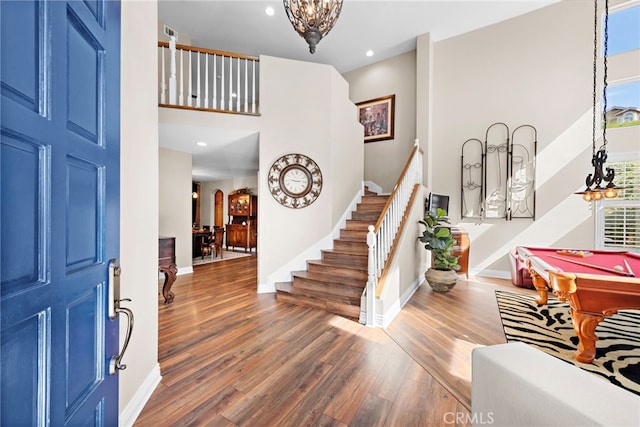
top-left (366, 50), bottom-right (374, 57)
top-left (197, 141), bottom-right (207, 147)
top-left (265, 6), bottom-right (275, 16)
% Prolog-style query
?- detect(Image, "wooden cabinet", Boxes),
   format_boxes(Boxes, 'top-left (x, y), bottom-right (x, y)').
top-left (226, 193), bottom-right (257, 251)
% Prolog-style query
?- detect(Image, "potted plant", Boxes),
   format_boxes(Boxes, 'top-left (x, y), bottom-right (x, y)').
top-left (418, 208), bottom-right (460, 292)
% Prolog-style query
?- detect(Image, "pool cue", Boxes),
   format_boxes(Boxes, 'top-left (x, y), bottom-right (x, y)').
top-left (547, 255), bottom-right (634, 277)
top-left (623, 259), bottom-right (635, 277)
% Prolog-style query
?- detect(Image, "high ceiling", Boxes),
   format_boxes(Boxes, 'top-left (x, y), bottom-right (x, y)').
top-left (157, 0), bottom-right (559, 181)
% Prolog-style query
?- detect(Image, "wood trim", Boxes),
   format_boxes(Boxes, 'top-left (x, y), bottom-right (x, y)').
top-left (159, 103), bottom-right (261, 117)
top-left (157, 41), bottom-right (260, 62)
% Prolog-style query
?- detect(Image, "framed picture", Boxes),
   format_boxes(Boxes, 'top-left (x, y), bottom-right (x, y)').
top-left (356, 94), bottom-right (395, 143)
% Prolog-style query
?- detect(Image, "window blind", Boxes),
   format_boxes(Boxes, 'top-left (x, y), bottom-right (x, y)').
top-left (598, 160), bottom-right (640, 252)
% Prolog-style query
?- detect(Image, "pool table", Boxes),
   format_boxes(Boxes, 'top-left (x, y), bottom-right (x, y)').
top-left (517, 246), bottom-right (640, 364)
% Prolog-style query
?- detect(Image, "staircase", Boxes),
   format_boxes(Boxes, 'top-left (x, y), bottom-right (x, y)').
top-left (275, 191), bottom-right (388, 320)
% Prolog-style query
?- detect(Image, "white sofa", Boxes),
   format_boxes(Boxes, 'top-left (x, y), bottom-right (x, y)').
top-left (472, 342), bottom-right (640, 426)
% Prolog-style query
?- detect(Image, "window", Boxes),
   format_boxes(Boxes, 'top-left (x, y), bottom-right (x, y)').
top-left (596, 157), bottom-right (640, 253)
top-left (606, 81), bottom-right (640, 128)
top-left (608, 4), bottom-right (640, 56)
top-left (604, 2), bottom-right (640, 128)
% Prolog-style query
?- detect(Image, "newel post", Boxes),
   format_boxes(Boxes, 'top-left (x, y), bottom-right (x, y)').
top-left (366, 225), bottom-right (376, 327)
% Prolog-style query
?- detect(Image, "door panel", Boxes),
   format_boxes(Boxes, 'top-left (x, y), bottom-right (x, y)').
top-left (0, 131), bottom-right (47, 293)
top-left (1, 0), bottom-right (121, 425)
top-left (0, 0), bottom-right (44, 113)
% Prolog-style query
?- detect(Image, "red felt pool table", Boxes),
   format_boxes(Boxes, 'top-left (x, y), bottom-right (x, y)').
top-left (517, 246), bottom-right (640, 364)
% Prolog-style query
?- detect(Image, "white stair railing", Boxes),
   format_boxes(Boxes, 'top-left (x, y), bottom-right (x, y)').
top-left (158, 41), bottom-right (260, 115)
top-left (365, 140), bottom-right (423, 327)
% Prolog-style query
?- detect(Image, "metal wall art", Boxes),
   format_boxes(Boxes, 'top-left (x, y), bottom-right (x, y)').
top-left (460, 122), bottom-right (537, 220)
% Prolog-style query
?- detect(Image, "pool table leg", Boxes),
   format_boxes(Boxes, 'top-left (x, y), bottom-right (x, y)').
top-left (528, 267), bottom-right (549, 305)
top-left (570, 308), bottom-right (604, 364)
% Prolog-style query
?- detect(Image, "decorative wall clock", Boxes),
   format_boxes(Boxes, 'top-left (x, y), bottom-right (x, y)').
top-left (268, 153), bottom-right (323, 209)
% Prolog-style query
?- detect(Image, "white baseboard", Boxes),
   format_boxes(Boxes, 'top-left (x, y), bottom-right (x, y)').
top-left (363, 180), bottom-right (382, 194)
top-left (158, 265), bottom-right (193, 280)
top-left (470, 268), bottom-right (510, 280)
top-left (178, 266), bottom-right (193, 276)
top-left (257, 282), bottom-right (275, 293)
top-left (379, 276), bottom-right (423, 328)
top-left (119, 363), bottom-right (162, 427)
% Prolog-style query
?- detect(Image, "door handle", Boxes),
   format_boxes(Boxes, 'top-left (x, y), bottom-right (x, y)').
top-left (108, 259), bottom-right (135, 375)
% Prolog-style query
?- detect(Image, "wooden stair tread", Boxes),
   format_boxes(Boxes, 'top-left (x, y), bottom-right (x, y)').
top-left (307, 259), bottom-right (366, 271)
top-left (291, 270), bottom-right (365, 287)
top-left (277, 191), bottom-right (389, 321)
top-left (276, 291), bottom-right (360, 320)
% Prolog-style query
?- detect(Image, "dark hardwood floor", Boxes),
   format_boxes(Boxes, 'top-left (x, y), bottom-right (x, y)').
top-left (135, 256), bottom-right (524, 426)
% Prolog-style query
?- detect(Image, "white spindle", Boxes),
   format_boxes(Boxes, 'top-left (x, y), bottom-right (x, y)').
top-left (169, 36), bottom-right (177, 104)
top-left (236, 57), bottom-right (241, 111)
top-left (188, 50), bottom-right (192, 107)
top-left (252, 60), bottom-right (256, 113)
top-left (228, 56), bottom-right (233, 110)
top-left (244, 59), bottom-right (248, 113)
top-left (212, 54), bottom-right (217, 109)
top-left (178, 49), bottom-right (184, 106)
top-left (196, 53), bottom-right (201, 108)
top-left (220, 56), bottom-right (225, 110)
top-left (204, 53), bottom-right (209, 109)
top-left (160, 47), bottom-right (166, 104)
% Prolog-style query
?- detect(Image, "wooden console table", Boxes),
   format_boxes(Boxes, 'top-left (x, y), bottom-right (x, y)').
top-left (451, 227), bottom-right (470, 277)
top-left (159, 236), bottom-right (177, 304)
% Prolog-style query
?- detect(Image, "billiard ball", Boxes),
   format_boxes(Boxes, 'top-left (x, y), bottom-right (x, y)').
top-left (613, 265), bottom-right (624, 272)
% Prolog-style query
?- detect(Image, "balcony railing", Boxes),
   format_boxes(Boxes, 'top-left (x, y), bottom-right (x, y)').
top-left (158, 38), bottom-right (260, 115)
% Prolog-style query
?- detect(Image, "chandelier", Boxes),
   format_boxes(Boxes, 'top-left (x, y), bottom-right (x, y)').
top-left (283, 0), bottom-right (343, 54)
top-left (575, 0), bottom-right (622, 202)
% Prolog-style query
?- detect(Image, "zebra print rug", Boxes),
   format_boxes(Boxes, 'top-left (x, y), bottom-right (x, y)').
top-left (495, 290), bottom-right (640, 396)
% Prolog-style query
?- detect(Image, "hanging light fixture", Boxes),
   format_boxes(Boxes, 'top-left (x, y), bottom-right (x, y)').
top-left (283, 0), bottom-right (343, 54)
top-left (575, 0), bottom-right (623, 202)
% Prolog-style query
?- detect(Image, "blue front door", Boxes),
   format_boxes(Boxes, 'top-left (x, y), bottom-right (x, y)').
top-left (1, 0), bottom-right (121, 424)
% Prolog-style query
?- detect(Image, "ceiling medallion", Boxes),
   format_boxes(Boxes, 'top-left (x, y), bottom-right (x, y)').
top-left (283, 0), bottom-right (343, 54)
top-left (268, 153), bottom-right (323, 209)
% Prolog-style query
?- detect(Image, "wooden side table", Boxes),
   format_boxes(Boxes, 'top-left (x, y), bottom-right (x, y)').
top-left (451, 227), bottom-right (470, 278)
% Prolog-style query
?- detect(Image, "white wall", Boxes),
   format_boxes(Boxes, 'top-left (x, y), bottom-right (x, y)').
top-left (159, 147), bottom-right (193, 271)
top-left (343, 51), bottom-right (418, 193)
top-left (329, 71), bottom-right (366, 224)
top-left (258, 56), bottom-right (364, 289)
top-left (431, 0), bottom-right (597, 276)
top-left (158, 56), bottom-right (363, 289)
top-left (339, 1), bottom-right (638, 278)
top-left (119, 0), bottom-right (160, 423)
